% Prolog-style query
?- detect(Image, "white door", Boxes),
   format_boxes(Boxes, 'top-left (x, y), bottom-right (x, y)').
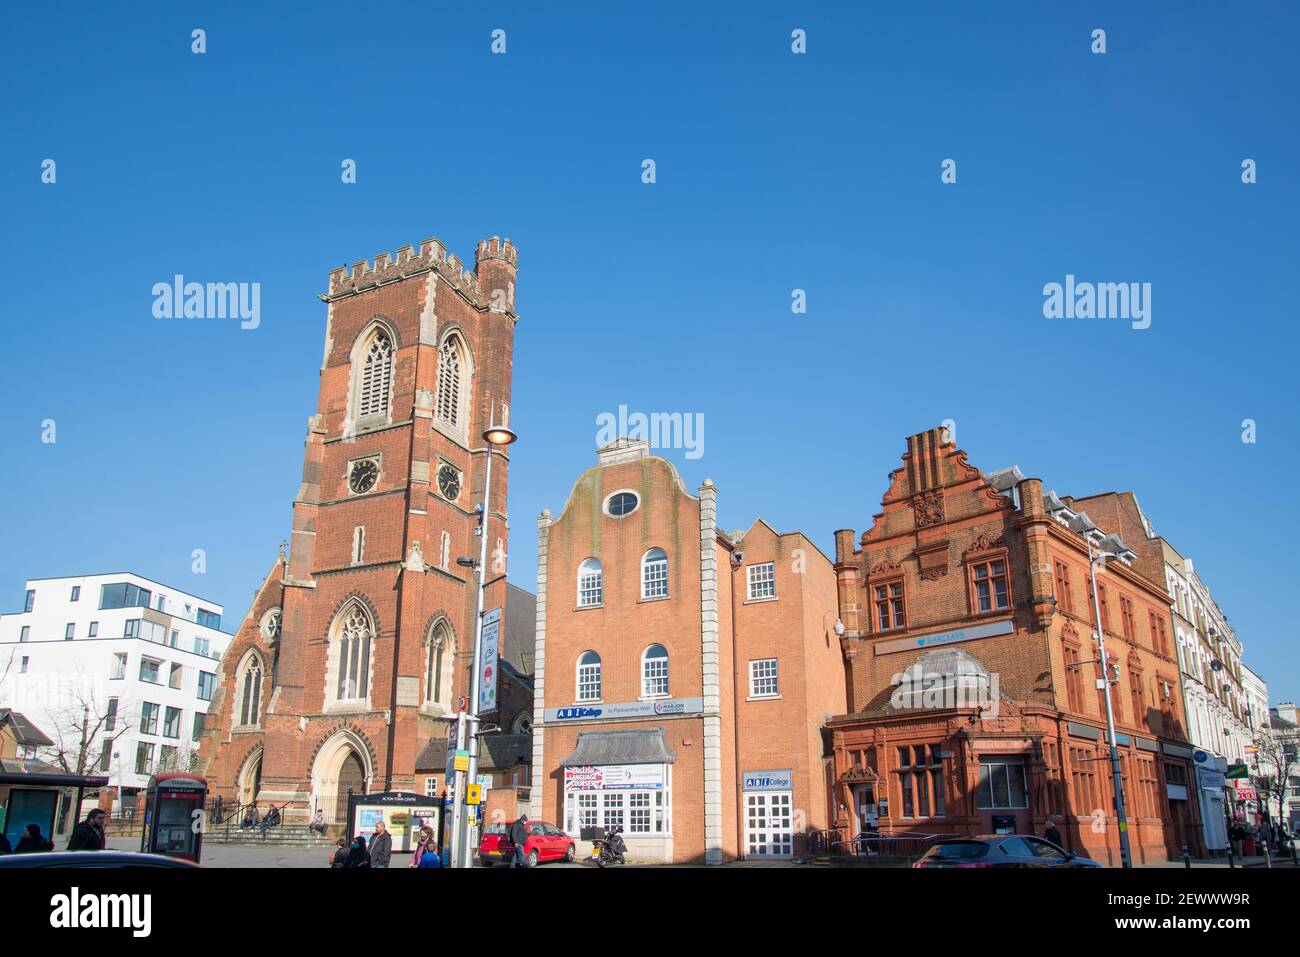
top-left (745, 792), bottom-right (794, 858)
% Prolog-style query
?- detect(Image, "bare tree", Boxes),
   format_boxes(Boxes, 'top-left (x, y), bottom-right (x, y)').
top-left (1253, 721), bottom-right (1298, 827)
top-left (36, 676), bottom-right (134, 777)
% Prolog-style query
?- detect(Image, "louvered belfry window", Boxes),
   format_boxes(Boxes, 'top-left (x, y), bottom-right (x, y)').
top-left (437, 337), bottom-right (462, 426)
top-left (358, 329), bottom-right (393, 419)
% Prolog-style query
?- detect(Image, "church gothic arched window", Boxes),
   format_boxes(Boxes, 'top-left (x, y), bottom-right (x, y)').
top-left (331, 602), bottom-right (373, 704)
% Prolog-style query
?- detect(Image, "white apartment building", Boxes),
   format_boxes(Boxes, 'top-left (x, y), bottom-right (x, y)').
top-left (1163, 544), bottom-right (1254, 850)
top-left (0, 573), bottom-right (231, 801)
top-left (1240, 664), bottom-right (1275, 825)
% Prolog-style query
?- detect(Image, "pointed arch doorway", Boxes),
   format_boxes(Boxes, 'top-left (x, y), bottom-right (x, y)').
top-left (311, 730), bottom-right (373, 824)
top-left (238, 749), bottom-right (263, 809)
top-left (336, 751), bottom-right (365, 823)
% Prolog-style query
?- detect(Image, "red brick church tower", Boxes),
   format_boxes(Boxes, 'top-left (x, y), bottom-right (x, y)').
top-left (199, 234), bottom-right (519, 824)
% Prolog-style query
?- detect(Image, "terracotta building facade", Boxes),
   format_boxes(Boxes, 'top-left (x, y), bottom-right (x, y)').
top-left (198, 234), bottom-right (526, 824)
top-left (826, 428), bottom-right (1199, 865)
top-left (529, 440), bottom-right (845, 863)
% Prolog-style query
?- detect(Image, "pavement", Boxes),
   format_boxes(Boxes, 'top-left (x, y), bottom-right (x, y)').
top-left (105, 837), bottom-right (1300, 869)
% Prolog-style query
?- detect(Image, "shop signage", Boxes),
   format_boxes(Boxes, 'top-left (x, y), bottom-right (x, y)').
top-left (873, 618), bottom-right (1013, 656)
top-left (545, 696), bottom-right (704, 723)
top-left (743, 769), bottom-right (793, 792)
top-left (1067, 722), bottom-right (1101, 741)
top-left (1166, 783), bottom-right (1189, 801)
top-left (564, 764), bottom-right (666, 792)
top-left (1225, 763), bottom-right (1249, 780)
top-left (1197, 767), bottom-right (1225, 792)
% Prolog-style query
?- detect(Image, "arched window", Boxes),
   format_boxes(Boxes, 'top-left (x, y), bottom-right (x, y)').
top-left (332, 602), bottom-right (373, 703)
top-left (578, 558), bottom-right (603, 607)
top-left (641, 548), bottom-right (669, 599)
top-left (356, 327), bottom-right (393, 420)
top-left (436, 335), bottom-right (467, 428)
top-left (238, 656), bottom-right (263, 727)
top-left (425, 620), bottom-right (455, 709)
top-left (577, 651), bottom-right (602, 702)
top-left (642, 644), bottom-right (669, 698)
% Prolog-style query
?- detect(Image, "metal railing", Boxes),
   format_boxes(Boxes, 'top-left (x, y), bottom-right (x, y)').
top-left (817, 830), bottom-right (955, 861)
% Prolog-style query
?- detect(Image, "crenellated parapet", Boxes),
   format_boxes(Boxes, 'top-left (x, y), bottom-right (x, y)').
top-left (323, 235), bottom-right (519, 306)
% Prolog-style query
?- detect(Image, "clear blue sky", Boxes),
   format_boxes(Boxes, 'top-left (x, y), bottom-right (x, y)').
top-left (2, 3), bottom-right (1296, 699)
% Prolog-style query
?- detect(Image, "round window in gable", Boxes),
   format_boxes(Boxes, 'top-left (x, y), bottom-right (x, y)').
top-left (605, 491), bottom-right (639, 517)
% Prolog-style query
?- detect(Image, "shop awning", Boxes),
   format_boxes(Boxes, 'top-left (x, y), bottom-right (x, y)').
top-left (559, 729), bottom-right (677, 767)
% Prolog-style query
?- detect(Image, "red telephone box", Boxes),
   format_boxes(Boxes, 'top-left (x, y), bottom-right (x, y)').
top-left (141, 773), bottom-right (207, 862)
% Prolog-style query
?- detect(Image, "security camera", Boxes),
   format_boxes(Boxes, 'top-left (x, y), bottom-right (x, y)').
top-left (834, 619), bottom-right (845, 637)
top-left (732, 551), bottom-right (744, 565)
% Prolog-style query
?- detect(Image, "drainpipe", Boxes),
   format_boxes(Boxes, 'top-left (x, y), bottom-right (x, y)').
top-left (730, 549), bottom-right (743, 859)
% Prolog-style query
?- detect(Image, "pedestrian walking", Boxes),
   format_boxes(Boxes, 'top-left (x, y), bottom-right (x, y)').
top-left (329, 838), bottom-right (349, 868)
top-left (417, 840), bottom-right (443, 868)
top-left (344, 834), bottom-right (371, 868)
top-left (1043, 816), bottom-right (1063, 848)
top-left (509, 814), bottom-right (529, 869)
top-left (15, 824), bottom-right (53, 853)
top-left (410, 826), bottom-right (435, 868)
top-left (369, 820), bottom-right (392, 868)
top-left (67, 808), bottom-right (107, 851)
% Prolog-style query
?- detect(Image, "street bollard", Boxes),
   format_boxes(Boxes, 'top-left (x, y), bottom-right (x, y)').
top-left (1181, 843), bottom-right (1191, 869)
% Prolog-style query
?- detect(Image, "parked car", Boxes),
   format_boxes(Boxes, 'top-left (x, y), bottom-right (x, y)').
top-left (478, 820), bottom-right (576, 867)
top-left (0, 851), bottom-right (199, 869)
top-left (913, 835), bottom-right (1100, 868)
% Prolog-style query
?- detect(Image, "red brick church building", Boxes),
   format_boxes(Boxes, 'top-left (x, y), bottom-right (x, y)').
top-left (198, 234), bottom-right (524, 823)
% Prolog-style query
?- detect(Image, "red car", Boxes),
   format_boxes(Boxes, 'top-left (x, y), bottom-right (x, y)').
top-left (478, 820), bottom-right (576, 867)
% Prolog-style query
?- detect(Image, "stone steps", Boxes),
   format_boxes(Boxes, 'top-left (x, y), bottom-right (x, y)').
top-left (204, 825), bottom-right (339, 847)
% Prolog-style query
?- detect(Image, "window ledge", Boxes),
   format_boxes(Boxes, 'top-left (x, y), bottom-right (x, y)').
top-left (572, 700), bottom-right (604, 707)
top-left (746, 694), bottom-right (782, 702)
top-left (637, 595), bottom-right (671, 604)
top-left (638, 694), bottom-right (671, 703)
top-left (743, 595), bottom-right (778, 605)
top-left (574, 603), bottom-right (604, 612)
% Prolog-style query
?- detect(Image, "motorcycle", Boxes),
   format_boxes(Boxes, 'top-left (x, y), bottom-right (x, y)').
top-left (591, 826), bottom-right (627, 867)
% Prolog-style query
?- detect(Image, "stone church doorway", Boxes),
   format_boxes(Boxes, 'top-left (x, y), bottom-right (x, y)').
top-left (311, 730), bottom-right (372, 824)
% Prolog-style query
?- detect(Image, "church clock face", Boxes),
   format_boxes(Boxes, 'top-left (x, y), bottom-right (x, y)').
top-left (349, 458), bottom-right (379, 494)
top-left (438, 464), bottom-right (461, 502)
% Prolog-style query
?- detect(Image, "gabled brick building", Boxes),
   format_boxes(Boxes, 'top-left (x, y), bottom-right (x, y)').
top-left (198, 234), bottom-right (526, 824)
top-left (529, 440), bottom-right (845, 863)
top-left (826, 428), bottom-right (1198, 864)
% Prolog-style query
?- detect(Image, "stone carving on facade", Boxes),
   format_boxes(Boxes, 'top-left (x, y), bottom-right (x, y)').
top-left (913, 490), bottom-right (944, 528)
top-left (868, 558), bottom-right (902, 577)
top-left (962, 533), bottom-right (1006, 560)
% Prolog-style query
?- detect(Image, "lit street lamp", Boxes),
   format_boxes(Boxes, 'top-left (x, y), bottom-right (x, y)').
top-left (449, 408), bottom-right (517, 868)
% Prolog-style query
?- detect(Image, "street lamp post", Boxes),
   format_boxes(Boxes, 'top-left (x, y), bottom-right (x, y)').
top-left (1084, 534), bottom-right (1134, 869)
top-left (450, 409), bottom-right (517, 868)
